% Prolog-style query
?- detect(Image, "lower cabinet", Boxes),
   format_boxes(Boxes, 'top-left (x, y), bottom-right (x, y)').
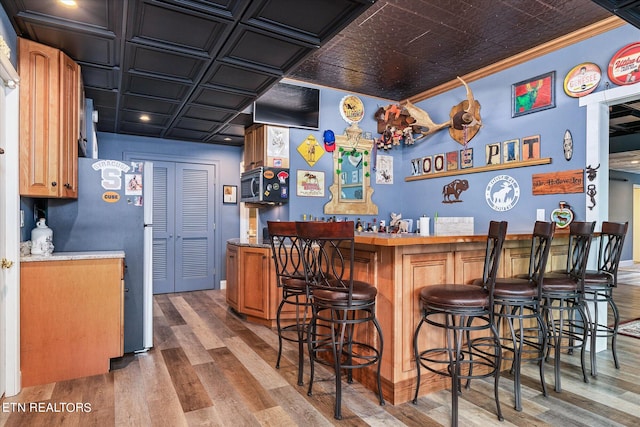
top-left (226, 242), bottom-right (297, 326)
top-left (20, 257), bottom-right (124, 387)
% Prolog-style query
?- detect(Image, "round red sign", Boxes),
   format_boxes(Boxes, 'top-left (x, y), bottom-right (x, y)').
top-left (563, 63), bottom-right (601, 97)
top-left (608, 42), bottom-right (640, 86)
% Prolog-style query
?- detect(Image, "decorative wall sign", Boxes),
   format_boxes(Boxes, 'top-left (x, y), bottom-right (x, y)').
top-left (296, 170), bottom-right (325, 197)
top-left (434, 153), bottom-right (445, 173)
top-left (340, 95), bottom-right (365, 124)
top-left (608, 42), bottom-right (640, 85)
top-left (550, 202), bottom-right (574, 228)
top-left (422, 156), bottom-right (433, 174)
top-left (503, 139), bottom-right (520, 163)
top-left (563, 63), bottom-right (601, 97)
top-left (446, 151), bottom-right (458, 171)
top-left (485, 175), bottom-right (520, 211)
top-left (563, 129), bottom-right (573, 160)
top-left (532, 169), bottom-right (584, 195)
top-left (486, 142), bottom-right (501, 165)
top-left (512, 71), bottom-right (556, 117)
top-left (522, 135), bottom-right (541, 160)
top-left (410, 157), bottom-right (423, 176)
top-left (442, 179), bottom-right (469, 203)
top-left (296, 134), bottom-right (323, 166)
top-left (460, 148), bottom-right (473, 169)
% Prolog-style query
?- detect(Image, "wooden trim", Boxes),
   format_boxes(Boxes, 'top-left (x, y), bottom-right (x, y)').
top-left (405, 157), bottom-right (552, 181)
top-left (407, 16), bottom-right (626, 103)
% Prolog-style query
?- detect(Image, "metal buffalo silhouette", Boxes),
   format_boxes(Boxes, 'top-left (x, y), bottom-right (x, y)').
top-left (442, 179), bottom-right (469, 203)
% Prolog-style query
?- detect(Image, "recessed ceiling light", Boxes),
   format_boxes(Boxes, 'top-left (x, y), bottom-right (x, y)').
top-left (631, 160), bottom-right (639, 164)
top-left (140, 114), bottom-right (150, 122)
top-left (59, 0), bottom-right (77, 7)
top-left (224, 137), bottom-right (232, 141)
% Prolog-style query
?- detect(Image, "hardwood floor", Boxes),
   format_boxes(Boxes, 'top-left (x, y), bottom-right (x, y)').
top-left (1, 282), bottom-right (639, 427)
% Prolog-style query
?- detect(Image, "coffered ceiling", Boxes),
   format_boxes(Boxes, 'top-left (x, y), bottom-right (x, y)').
top-left (1, 0), bottom-right (637, 148)
top-left (0, 0), bottom-right (375, 145)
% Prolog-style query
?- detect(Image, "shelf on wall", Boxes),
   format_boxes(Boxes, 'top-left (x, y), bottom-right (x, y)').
top-left (405, 157), bottom-right (552, 181)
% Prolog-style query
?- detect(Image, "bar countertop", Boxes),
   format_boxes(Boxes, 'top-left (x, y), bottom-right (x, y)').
top-left (227, 229), bottom-right (570, 248)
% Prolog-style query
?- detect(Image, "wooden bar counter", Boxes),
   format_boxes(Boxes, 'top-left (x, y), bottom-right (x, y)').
top-left (349, 230), bottom-right (569, 405)
top-left (227, 230), bottom-right (569, 405)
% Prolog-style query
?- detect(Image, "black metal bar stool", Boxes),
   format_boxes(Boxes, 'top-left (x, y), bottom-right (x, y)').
top-left (542, 220), bottom-right (595, 392)
top-left (296, 221), bottom-right (384, 420)
top-left (267, 221), bottom-right (311, 386)
top-left (583, 221), bottom-right (628, 377)
top-left (472, 221), bottom-right (554, 411)
top-left (413, 221), bottom-right (507, 427)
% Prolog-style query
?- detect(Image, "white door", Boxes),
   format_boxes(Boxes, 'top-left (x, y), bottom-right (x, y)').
top-left (0, 67), bottom-right (21, 396)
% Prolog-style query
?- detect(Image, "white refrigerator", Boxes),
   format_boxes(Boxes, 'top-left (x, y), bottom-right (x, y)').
top-left (48, 158), bottom-right (154, 353)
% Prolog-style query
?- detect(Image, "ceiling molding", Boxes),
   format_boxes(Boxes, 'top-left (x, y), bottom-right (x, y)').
top-left (406, 16), bottom-right (626, 104)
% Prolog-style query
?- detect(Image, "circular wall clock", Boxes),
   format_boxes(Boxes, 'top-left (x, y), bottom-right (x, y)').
top-left (340, 95), bottom-right (365, 124)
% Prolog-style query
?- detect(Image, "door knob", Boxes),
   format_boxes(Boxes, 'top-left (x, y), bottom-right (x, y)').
top-left (1, 258), bottom-right (14, 269)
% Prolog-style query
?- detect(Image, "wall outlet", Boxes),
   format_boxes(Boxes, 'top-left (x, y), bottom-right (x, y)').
top-left (536, 209), bottom-right (545, 221)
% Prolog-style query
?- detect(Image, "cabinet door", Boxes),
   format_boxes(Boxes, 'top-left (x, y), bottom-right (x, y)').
top-left (241, 246), bottom-right (270, 317)
top-left (243, 126), bottom-right (256, 169)
top-left (243, 125), bottom-right (266, 170)
top-left (226, 244), bottom-right (240, 310)
top-left (252, 125), bottom-right (266, 168)
top-left (19, 38), bottom-right (60, 197)
top-left (59, 52), bottom-right (79, 198)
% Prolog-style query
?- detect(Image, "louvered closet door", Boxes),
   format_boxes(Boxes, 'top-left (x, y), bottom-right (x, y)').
top-left (175, 163), bottom-right (215, 292)
top-left (152, 162), bottom-right (176, 294)
top-left (152, 161), bottom-right (216, 293)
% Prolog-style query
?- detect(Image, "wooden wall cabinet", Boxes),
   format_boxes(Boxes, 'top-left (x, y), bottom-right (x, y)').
top-left (243, 124), bottom-right (289, 170)
top-left (19, 37), bottom-right (80, 198)
top-left (244, 124), bottom-right (266, 170)
top-left (20, 257), bottom-right (124, 387)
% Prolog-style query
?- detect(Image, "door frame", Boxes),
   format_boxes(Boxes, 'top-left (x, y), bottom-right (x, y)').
top-left (581, 83), bottom-right (640, 268)
top-left (0, 66), bottom-right (21, 396)
top-left (581, 83), bottom-right (640, 225)
top-left (124, 152), bottom-right (222, 289)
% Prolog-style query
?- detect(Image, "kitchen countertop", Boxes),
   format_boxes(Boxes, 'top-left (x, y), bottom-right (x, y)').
top-left (21, 250), bottom-right (126, 263)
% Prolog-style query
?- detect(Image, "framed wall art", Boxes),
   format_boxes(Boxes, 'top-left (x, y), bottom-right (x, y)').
top-left (296, 170), bottom-right (325, 197)
top-left (512, 71), bottom-right (556, 117)
top-left (223, 185), bottom-right (237, 204)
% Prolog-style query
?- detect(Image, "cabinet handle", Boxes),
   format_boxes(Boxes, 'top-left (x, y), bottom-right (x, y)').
top-left (64, 183), bottom-right (72, 189)
top-left (51, 181), bottom-right (57, 187)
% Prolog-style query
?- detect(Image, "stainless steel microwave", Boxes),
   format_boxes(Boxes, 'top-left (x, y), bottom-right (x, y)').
top-left (240, 167), bottom-right (290, 204)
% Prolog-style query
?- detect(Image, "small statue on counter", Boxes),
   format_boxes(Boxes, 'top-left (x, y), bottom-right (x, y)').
top-left (390, 212), bottom-right (409, 233)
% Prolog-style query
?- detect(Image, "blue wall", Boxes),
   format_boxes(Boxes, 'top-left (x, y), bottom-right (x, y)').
top-left (96, 132), bottom-right (243, 282)
top-left (399, 25), bottom-right (640, 234)
top-left (261, 24), bottom-right (640, 253)
top-left (259, 84), bottom-right (399, 229)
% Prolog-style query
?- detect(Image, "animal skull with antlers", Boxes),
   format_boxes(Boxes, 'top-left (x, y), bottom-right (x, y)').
top-left (402, 76), bottom-right (482, 145)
